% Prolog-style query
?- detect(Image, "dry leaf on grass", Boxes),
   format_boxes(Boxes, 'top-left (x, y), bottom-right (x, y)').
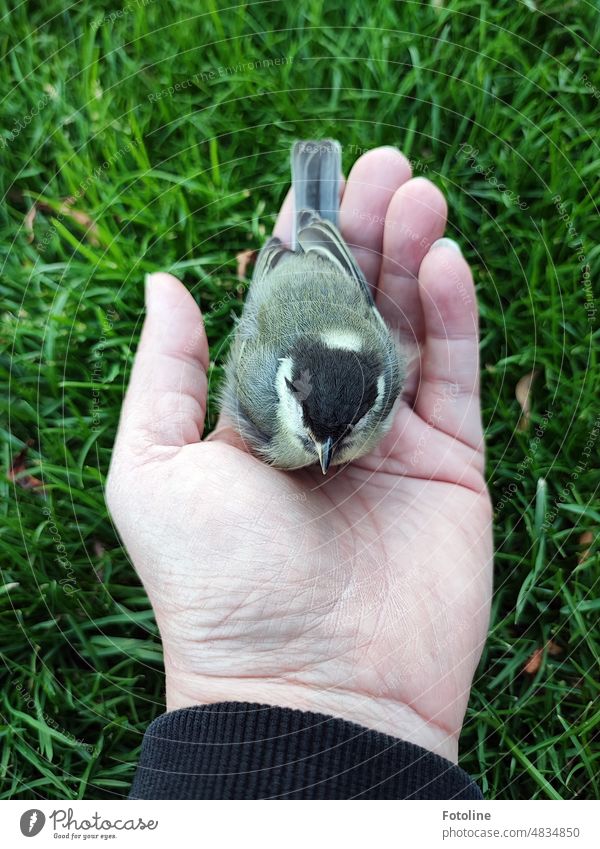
top-left (44, 197), bottom-right (100, 246)
top-left (8, 441), bottom-right (45, 494)
top-left (236, 248), bottom-right (257, 280)
top-left (24, 206), bottom-right (37, 243)
top-left (523, 646), bottom-right (544, 674)
top-left (24, 197), bottom-right (100, 246)
top-left (523, 639), bottom-right (563, 674)
top-left (578, 530), bottom-right (594, 563)
top-left (516, 369), bottom-right (538, 431)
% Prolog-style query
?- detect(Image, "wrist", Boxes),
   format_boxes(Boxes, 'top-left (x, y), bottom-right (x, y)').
top-left (164, 669), bottom-right (459, 763)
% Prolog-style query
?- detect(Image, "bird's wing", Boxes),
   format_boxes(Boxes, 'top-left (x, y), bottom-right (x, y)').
top-left (252, 236), bottom-right (293, 283)
top-left (295, 210), bottom-right (374, 305)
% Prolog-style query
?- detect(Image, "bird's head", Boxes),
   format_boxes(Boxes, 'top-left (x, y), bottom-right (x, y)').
top-left (275, 332), bottom-right (387, 473)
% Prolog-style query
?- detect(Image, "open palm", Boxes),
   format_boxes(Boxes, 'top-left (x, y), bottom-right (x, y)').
top-left (107, 147), bottom-right (492, 763)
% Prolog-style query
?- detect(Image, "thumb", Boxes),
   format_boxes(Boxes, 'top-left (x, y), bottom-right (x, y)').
top-left (115, 272), bottom-right (209, 455)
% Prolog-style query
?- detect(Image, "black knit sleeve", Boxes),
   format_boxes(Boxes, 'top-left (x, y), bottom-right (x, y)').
top-left (129, 702), bottom-right (483, 800)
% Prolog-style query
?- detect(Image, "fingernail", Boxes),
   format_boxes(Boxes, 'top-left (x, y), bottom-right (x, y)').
top-left (430, 237), bottom-right (462, 255)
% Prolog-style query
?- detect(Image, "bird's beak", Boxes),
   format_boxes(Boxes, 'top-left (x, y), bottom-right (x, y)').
top-left (316, 436), bottom-right (335, 475)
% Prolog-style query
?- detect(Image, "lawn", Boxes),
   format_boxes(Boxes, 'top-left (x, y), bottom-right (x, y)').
top-left (1, 0), bottom-right (598, 800)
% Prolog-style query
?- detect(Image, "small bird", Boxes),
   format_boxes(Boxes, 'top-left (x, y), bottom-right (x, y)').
top-left (221, 139), bottom-right (404, 473)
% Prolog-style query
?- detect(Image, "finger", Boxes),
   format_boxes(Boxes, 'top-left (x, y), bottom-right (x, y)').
top-left (378, 177), bottom-right (447, 341)
top-left (339, 147), bottom-right (412, 288)
top-left (414, 241), bottom-right (483, 450)
top-left (272, 186), bottom-right (294, 244)
top-left (115, 273), bottom-right (209, 454)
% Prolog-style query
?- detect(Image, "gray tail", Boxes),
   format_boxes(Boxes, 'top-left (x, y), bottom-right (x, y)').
top-left (291, 139), bottom-right (341, 248)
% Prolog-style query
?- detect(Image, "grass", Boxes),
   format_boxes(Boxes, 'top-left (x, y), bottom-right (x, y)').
top-left (1, 0), bottom-right (599, 800)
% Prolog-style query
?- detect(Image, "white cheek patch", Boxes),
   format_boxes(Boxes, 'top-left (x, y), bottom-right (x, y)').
top-left (352, 375), bottom-right (386, 434)
top-left (372, 374), bottom-right (386, 413)
top-left (275, 357), bottom-right (306, 439)
top-left (321, 329), bottom-right (362, 352)
top-left (352, 417), bottom-right (369, 434)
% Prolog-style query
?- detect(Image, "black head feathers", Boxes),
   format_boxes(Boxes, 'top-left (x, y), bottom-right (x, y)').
top-left (286, 339), bottom-right (382, 441)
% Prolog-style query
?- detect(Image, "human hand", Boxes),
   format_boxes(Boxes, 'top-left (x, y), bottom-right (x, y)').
top-left (106, 146), bottom-right (492, 764)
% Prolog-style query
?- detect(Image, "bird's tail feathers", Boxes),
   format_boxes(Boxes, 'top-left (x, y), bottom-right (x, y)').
top-left (291, 139), bottom-right (341, 248)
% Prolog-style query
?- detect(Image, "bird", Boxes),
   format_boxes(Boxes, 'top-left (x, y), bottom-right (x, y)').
top-left (220, 139), bottom-right (405, 474)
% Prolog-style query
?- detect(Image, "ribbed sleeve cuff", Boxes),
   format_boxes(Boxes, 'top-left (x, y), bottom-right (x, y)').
top-left (130, 702), bottom-right (483, 799)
